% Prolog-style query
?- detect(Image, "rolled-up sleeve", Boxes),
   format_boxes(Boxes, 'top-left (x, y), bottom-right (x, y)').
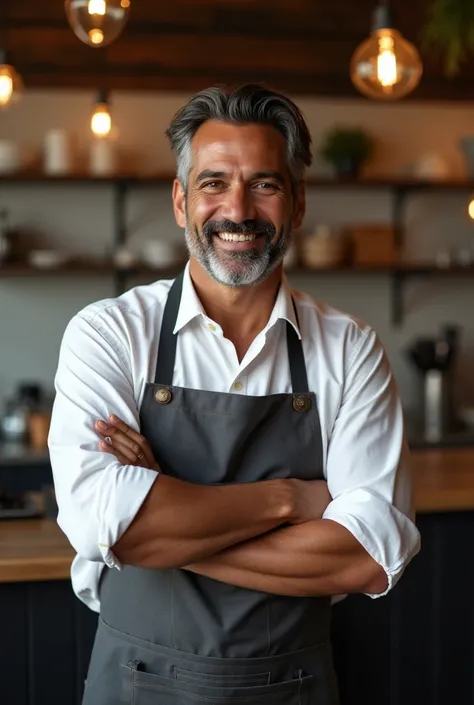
top-left (322, 325), bottom-right (420, 597)
top-left (48, 312), bottom-right (158, 569)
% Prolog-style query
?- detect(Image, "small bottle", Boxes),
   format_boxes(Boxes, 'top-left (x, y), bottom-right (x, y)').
top-left (44, 129), bottom-right (72, 175)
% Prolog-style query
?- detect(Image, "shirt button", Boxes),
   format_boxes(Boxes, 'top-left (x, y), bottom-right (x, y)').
top-left (207, 323), bottom-right (217, 332)
top-left (233, 381), bottom-right (243, 391)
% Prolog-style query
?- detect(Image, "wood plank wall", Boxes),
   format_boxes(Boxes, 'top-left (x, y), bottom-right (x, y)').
top-left (2, 0), bottom-right (474, 100)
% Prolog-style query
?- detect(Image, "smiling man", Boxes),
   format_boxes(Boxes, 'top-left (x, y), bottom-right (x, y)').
top-left (49, 84), bottom-right (420, 705)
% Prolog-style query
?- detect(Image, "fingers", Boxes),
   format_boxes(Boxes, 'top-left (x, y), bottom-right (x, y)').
top-left (95, 416), bottom-right (156, 469)
top-left (100, 441), bottom-right (133, 467)
top-left (99, 438), bottom-right (150, 467)
top-left (109, 415), bottom-right (158, 468)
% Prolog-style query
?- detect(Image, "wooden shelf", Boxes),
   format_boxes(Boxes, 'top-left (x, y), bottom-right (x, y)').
top-left (0, 261), bottom-right (188, 278)
top-left (305, 177), bottom-right (474, 191)
top-left (2, 171), bottom-right (474, 191)
top-left (0, 261), bottom-right (115, 277)
top-left (0, 171), bottom-right (174, 185)
top-left (2, 261), bottom-right (474, 279)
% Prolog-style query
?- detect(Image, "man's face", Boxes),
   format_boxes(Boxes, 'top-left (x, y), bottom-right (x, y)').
top-left (172, 120), bottom-right (305, 287)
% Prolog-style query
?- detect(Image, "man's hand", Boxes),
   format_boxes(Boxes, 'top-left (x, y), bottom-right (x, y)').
top-left (95, 415), bottom-right (159, 471)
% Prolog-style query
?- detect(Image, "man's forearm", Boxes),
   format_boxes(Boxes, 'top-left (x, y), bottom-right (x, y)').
top-left (186, 519), bottom-right (388, 597)
top-left (113, 474), bottom-right (296, 569)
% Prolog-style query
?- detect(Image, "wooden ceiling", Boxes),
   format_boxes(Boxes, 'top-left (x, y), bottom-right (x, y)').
top-left (2, 0), bottom-right (474, 101)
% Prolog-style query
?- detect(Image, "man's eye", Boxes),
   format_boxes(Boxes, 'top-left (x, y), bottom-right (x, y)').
top-left (202, 181), bottom-right (222, 189)
top-left (255, 182), bottom-right (278, 190)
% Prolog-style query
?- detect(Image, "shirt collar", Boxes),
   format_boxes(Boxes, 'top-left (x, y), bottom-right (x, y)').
top-left (266, 271), bottom-right (302, 340)
top-left (173, 262), bottom-right (302, 340)
top-left (173, 262), bottom-right (207, 334)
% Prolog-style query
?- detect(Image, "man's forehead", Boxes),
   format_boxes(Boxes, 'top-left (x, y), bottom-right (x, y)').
top-left (191, 122), bottom-right (287, 169)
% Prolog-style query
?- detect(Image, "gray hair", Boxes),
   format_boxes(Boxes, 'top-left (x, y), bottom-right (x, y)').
top-left (165, 84), bottom-right (313, 193)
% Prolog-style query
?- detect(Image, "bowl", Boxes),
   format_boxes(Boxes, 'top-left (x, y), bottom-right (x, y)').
top-left (28, 250), bottom-right (70, 269)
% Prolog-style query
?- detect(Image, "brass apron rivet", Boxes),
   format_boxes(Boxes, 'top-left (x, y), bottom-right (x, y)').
top-left (293, 394), bottom-right (311, 413)
top-left (155, 388), bottom-right (172, 405)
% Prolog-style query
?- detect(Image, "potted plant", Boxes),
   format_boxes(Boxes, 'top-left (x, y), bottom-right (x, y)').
top-left (319, 127), bottom-right (374, 179)
top-left (422, 0), bottom-right (474, 76)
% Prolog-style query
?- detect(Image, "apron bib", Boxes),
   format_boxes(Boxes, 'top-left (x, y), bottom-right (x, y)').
top-left (83, 273), bottom-right (340, 705)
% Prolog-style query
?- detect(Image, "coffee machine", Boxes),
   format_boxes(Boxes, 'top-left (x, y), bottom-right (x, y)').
top-left (405, 325), bottom-right (461, 443)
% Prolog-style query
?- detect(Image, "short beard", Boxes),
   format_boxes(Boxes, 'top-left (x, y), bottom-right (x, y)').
top-left (184, 218), bottom-right (291, 287)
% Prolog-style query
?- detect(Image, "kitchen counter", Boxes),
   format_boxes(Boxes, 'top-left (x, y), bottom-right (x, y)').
top-left (1, 447), bottom-right (474, 584)
top-left (0, 517), bottom-right (74, 583)
top-left (411, 447), bottom-right (474, 512)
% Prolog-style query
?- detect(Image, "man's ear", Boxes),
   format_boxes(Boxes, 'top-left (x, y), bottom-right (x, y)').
top-left (172, 179), bottom-right (186, 228)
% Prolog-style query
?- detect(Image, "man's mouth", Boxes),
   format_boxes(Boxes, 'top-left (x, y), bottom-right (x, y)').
top-left (214, 232), bottom-right (259, 242)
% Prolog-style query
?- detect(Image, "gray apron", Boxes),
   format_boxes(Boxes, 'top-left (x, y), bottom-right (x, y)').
top-left (83, 272), bottom-right (340, 705)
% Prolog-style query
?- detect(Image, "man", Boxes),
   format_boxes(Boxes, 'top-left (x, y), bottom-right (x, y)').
top-left (49, 83), bottom-right (420, 705)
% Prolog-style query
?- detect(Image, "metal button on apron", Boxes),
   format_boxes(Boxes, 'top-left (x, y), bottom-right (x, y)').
top-left (293, 394), bottom-right (311, 412)
top-left (155, 388), bottom-right (172, 404)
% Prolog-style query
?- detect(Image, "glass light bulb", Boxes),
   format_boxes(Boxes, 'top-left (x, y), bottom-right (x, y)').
top-left (377, 35), bottom-right (397, 87)
top-left (351, 28), bottom-right (422, 100)
top-left (91, 103), bottom-right (112, 137)
top-left (89, 29), bottom-right (105, 45)
top-left (89, 0), bottom-right (106, 14)
top-left (468, 199), bottom-right (474, 220)
top-left (0, 64), bottom-right (23, 109)
top-left (0, 74), bottom-right (13, 106)
top-left (65, 0), bottom-right (130, 48)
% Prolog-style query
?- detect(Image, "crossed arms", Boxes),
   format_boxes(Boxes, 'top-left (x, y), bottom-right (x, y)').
top-left (49, 313), bottom-right (420, 601)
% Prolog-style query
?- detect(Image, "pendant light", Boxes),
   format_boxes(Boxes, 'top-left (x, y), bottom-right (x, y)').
top-left (91, 89), bottom-right (112, 137)
top-left (65, 0), bottom-right (131, 48)
top-left (0, 50), bottom-right (23, 109)
top-left (350, 0), bottom-right (423, 100)
top-left (468, 198), bottom-right (474, 220)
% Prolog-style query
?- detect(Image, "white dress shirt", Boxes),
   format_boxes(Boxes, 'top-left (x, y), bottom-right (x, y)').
top-left (49, 263), bottom-right (420, 612)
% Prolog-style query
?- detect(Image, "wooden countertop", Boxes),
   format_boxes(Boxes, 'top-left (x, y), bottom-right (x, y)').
top-left (0, 518), bottom-right (74, 583)
top-left (411, 447), bottom-right (474, 513)
top-left (1, 447), bottom-right (474, 583)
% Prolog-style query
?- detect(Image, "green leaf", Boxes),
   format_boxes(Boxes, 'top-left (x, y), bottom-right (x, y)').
top-left (422, 0), bottom-right (474, 76)
top-left (319, 128), bottom-right (374, 165)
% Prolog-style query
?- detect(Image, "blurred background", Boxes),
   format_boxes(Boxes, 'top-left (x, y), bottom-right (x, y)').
top-left (2, 2), bottom-right (474, 704)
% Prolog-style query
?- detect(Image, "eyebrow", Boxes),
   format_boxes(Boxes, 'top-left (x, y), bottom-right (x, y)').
top-left (195, 170), bottom-right (227, 184)
top-left (194, 169), bottom-right (286, 186)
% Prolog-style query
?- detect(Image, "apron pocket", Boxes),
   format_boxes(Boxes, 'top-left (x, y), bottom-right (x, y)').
top-left (124, 661), bottom-right (314, 704)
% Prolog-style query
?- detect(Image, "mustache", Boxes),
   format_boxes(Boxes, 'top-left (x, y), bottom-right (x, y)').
top-left (202, 219), bottom-right (276, 241)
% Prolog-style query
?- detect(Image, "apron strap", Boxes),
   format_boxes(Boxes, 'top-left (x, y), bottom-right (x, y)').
top-left (286, 303), bottom-right (309, 394)
top-left (154, 271), bottom-right (309, 394)
top-left (154, 272), bottom-right (184, 386)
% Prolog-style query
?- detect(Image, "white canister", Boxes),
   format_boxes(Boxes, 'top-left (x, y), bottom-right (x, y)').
top-left (44, 129), bottom-right (72, 175)
top-left (0, 140), bottom-right (20, 173)
top-left (89, 138), bottom-right (116, 176)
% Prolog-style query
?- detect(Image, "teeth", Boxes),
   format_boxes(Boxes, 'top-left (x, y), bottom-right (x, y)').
top-left (217, 232), bottom-right (257, 242)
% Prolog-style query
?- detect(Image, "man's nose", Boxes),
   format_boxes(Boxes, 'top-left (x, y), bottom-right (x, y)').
top-left (221, 184), bottom-right (257, 224)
